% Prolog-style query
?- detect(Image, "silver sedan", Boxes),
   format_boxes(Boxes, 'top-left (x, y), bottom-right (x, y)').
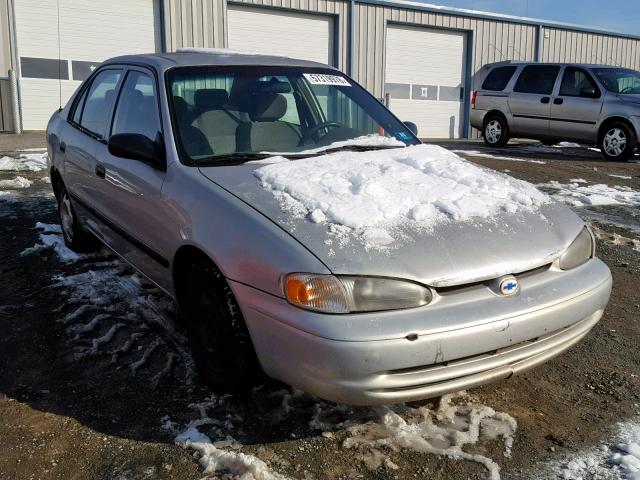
top-left (46, 50), bottom-right (612, 405)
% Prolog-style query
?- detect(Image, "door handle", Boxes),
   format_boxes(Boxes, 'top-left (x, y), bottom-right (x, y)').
top-left (59, 141), bottom-right (66, 152)
top-left (95, 164), bottom-right (106, 179)
top-left (553, 98), bottom-right (564, 105)
top-left (540, 97), bottom-right (551, 104)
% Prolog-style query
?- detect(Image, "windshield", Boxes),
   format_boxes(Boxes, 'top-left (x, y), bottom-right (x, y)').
top-left (167, 66), bottom-right (419, 165)
top-left (593, 67), bottom-right (640, 94)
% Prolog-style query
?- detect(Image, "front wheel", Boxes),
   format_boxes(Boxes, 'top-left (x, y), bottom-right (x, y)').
top-left (483, 116), bottom-right (510, 147)
top-left (600, 123), bottom-right (636, 161)
top-left (182, 260), bottom-right (264, 392)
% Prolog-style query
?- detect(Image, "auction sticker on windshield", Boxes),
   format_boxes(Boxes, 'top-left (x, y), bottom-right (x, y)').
top-left (303, 73), bottom-right (351, 86)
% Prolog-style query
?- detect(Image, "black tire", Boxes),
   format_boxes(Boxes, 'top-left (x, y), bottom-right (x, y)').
top-left (599, 122), bottom-right (637, 161)
top-left (181, 260), bottom-right (264, 392)
top-left (56, 183), bottom-right (98, 252)
top-left (483, 115), bottom-right (510, 147)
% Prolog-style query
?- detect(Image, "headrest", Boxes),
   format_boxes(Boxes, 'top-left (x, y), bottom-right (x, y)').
top-left (194, 88), bottom-right (229, 110)
top-left (250, 93), bottom-right (287, 122)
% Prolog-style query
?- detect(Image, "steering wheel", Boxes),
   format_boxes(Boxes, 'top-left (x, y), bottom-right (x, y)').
top-left (620, 86), bottom-right (635, 94)
top-left (300, 121), bottom-right (342, 145)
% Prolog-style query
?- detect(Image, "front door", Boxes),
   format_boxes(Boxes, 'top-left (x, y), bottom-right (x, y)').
top-left (550, 67), bottom-right (604, 142)
top-left (508, 65), bottom-right (560, 137)
top-left (91, 67), bottom-right (171, 291)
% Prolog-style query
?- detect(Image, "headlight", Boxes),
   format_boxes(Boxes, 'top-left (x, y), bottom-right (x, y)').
top-left (558, 227), bottom-right (595, 270)
top-left (284, 273), bottom-right (432, 313)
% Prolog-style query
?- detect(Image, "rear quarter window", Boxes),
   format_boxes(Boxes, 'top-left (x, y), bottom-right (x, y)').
top-left (481, 66), bottom-right (517, 91)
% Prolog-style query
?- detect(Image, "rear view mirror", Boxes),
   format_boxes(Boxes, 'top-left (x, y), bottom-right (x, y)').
top-left (404, 121), bottom-right (418, 137)
top-left (108, 133), bottom-right (165, 169)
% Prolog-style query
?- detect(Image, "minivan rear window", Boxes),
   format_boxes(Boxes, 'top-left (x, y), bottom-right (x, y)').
top-left (514, 65), bottom-right (560, 95)
top-left (482, 66), bottom-right (517, 91)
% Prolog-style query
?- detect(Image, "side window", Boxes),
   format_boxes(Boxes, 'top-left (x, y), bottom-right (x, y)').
top-left (80, 69), bottom-right (122, 138)
top-left (482, 66), bottom-right (517, 91)
top-left (559, 67), bottom-right (600, 98)
top-left (71, 87), bottom-right (88, 124)
top-left (514, 65), bottom-right (560, 95)
top-left (112, 70), bottom-right (161, 141)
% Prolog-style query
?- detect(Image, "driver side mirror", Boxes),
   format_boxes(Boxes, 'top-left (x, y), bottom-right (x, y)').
top-left (404, 121), bottom-right (418, 137)
top-left (108, 133), bottom-right (166, 170)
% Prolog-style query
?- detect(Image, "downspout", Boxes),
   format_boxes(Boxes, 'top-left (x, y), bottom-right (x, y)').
top-left (536, 24), bottom-right (544, 62)
top-left (8, 0), bottom-right (22, 133)
top-left (348, 0), bottom-right (355, 77)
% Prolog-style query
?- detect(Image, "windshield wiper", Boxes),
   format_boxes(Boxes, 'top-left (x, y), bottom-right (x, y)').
top-left (195, 152), bottom-right (275, 166)
top-left (299, 144), bottom-right (406, 157)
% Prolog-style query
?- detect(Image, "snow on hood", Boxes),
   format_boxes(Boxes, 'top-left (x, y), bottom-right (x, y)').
top-left (254, 144), bottom-right (550, 246)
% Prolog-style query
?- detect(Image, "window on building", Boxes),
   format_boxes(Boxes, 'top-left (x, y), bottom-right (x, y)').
top-left (79, 69), bottom-right (122, 138)
top-left (111, 71), bottom-right (161, 141)
top-left (482, 66), bottom-right (517, 91)
top-left (514, 65), bottom-right (560, 95)
top-left (559, 67), bottom-right (600, 98)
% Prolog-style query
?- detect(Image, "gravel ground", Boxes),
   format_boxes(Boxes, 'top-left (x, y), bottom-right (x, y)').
top-left (0, 139), bottom-right (639, 480)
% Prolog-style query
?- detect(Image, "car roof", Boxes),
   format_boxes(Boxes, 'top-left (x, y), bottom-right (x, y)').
top-left (102, 49), bottom-right (336, 72)
top-left (483, 60), bottom-right (623, 70)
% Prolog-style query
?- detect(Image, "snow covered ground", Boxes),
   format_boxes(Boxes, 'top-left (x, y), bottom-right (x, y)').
top-left (452, 149), bottom-right (547, 165)
top-left (0, 152), bottom-right (48, 172)
top-left (255, 144), bottom-right (549, 247)
top-left (539, 180), bottom-right (640, 207)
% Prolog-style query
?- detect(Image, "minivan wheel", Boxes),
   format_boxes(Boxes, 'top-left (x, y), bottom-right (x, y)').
top-left (57, 184), bottom-right (98, 252)
top-left (600, 123), bottom-right (636, 161)
top-left (483, 116), bottom-right (510, 147)
top-left (182, 260), bottom-right (264, 392)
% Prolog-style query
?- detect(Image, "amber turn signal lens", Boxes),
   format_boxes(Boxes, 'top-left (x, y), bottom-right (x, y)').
top-left (286, 278), bottom-right (309, 304)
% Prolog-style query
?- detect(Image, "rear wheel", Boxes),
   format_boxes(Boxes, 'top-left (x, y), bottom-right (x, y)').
top-left (181, 259), bottom-right (264, 392)
top-left (57, 184), bottom-right (98, 252)
top-left (600, 122), bottom-right (636, 161)
top-left (483, 115), bottom-right (510, 147)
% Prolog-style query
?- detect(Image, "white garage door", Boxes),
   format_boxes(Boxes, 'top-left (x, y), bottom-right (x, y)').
top-left (15, 0), bottom-right (159, 130)
top-left (385, 25), bottom-right (467, 139)
top-left (228, 6), bottom-right (334, 66)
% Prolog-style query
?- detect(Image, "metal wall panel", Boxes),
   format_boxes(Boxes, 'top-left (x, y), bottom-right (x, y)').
top-left (0, 0), bottom-right (12, 78)
top-left (164, 0), bottom-right (227, 51)
top-left (540, 27), bottom-right (640, 69)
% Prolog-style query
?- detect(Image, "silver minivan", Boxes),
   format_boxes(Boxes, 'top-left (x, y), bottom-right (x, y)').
top-left (46, 51), bottom-right (612, 405)
top-left (471, 62), bottom-right (640, 161)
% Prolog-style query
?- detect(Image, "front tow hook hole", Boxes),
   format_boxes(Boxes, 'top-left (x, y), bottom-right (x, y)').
top-left (406, 333), bottom-right (418, 341)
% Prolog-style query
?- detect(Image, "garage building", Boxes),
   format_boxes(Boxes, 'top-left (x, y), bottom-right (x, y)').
top-left (1, 0), bottom-right (639, 137)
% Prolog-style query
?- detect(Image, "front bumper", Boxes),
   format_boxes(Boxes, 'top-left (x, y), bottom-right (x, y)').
top-left (232, 258), bottom-right (612, 405)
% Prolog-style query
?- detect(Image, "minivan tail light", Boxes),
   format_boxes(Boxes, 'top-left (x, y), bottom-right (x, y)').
top-left (471, 90), bottom-right (477, 109)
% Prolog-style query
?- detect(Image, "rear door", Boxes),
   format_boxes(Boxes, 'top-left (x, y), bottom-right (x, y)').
top-left (64, 68), bottom-right (123, 207)
top-left (91, 67), bottom-right (171, 289)
top-left (550, 66), bottom-right (604, 141)
top-left (508, 65), bottom-right (561, 137)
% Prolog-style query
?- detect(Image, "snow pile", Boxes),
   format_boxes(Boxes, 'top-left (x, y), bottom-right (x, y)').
top-left (20, 222), bottom-right (80, 262)
top-left (0, 176), bottom-right (32, 188)
top-left (0, 152), bottom-right (48, 172)
top-left (255, 144), bottom-right (549, 246)
top-left (163, 395), bottom-right (289, 480)
top-left (342, 392), bottom-right (517, 480)
top-left (550, 421), bottom-right (640, 480)
top-left (540, 180), bottom-right (640, 207)
top-left (452, 149), bottom-right (547, 165)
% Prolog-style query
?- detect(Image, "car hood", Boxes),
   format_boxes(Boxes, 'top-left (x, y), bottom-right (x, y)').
top-left (198, 157), bottom-right (584, 288)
